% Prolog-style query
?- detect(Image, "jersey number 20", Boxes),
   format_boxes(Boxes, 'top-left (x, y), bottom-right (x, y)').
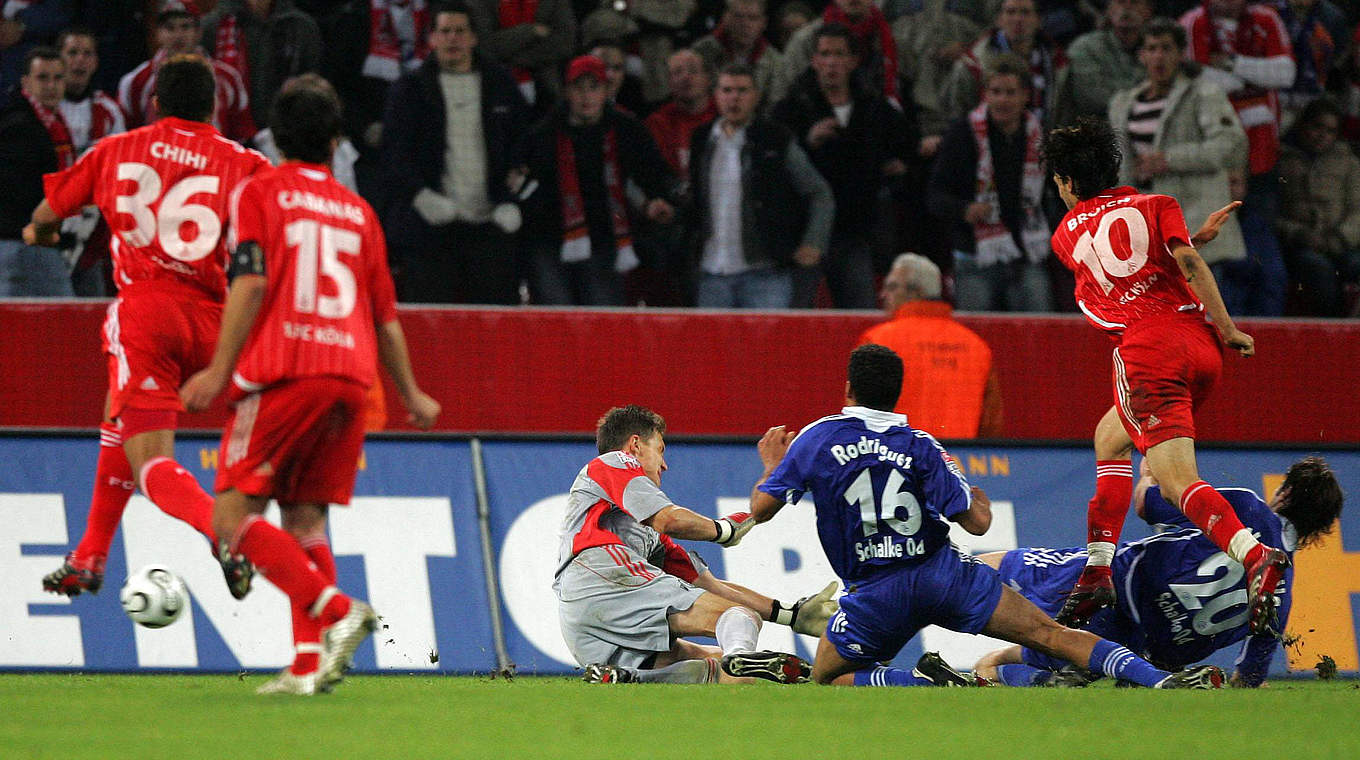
top-left (845, 468), bottom-right (922, 538)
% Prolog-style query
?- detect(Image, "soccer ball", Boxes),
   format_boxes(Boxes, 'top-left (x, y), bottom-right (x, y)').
top-left (120, 565), bottom-right (189, 628)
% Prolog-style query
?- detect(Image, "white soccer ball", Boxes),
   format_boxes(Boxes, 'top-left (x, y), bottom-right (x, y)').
top-left (120, 565), bottom-right (189, 628)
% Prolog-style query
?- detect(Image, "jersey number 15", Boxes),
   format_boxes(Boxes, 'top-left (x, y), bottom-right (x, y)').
top-left (286, 219), bottom-right (360, 320)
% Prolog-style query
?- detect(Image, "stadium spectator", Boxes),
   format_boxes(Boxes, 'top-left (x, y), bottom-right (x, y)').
top-left (781, 0), bottom-right (902, 108)
top-left (941, 0), bottom-right (1066, 127)
top-left (773, 24), bottom-right (912, 309)
top-left (517, 55), bottom-right (676, 306)
top-left (1179, 0), bottom-right (1295, 211)
top-left (0, 0), bottom-right (75, 110)
top-left (928, 54), bottom-right (1054, 312)
top-left (118, 6), bottom-right (256, 142)
top-left (251, 74), bottom-right (360, 192)
top-left (974, 457), bottom-right (1344, 688)
top-left (1276, 96), bottom-right (1360, 317)
top-left (28, 54), bottom-right (267, 602)
top-left (179, 82), bottom-right (440, 696)
top-left (692, 0), bottom-right (786, 108)
top-left (56, 26), bottom-right (125, 297)
top-left (379, 2), bottom-right (531, 304)
top-left (891, 0), bottom-right (983, 158)
top-left (1217, 160), bottom-right (1286, 315)
top-left (581, 0), bottom-right (694, 104)
top-left (687, 63), bottom-right (834, 308)
top-left (646, 49), bottom-right (716, 177)
top-left (858, 253), bottom-right (1002, 438)
top-left (774, 2), bottom-right (813, 50)
top-left (556, 404), bottom-right (811, 685)
top-left (0, 46), bottom-right (72, 297)
top-left (1108, 18), bottom-right (1247, 272)
top-left (467, 0), bottom-right (575, 107)
top-left (347, 0), bottom-right (431, 156)
top-left (1276, 0), bottom-right (1338, 132)
top-left (1054, 0), bottom-right (1153, 126)
top-left (589, 38), bottom-right (648, 117)
top-left (199, 0), bottom-right (323, 129)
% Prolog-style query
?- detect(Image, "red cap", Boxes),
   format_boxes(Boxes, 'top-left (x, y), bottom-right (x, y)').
top-left (565, 55), bottom-right (608, 84)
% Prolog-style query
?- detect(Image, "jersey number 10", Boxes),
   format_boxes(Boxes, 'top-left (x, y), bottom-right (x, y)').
top-left (1071, 207), bottom-right (1150, 294)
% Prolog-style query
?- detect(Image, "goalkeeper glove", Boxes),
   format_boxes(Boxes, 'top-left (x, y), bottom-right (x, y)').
top-left (771, 581), bottom-right (840, 637)
top-left (713, 512), bottom-right (756, 547)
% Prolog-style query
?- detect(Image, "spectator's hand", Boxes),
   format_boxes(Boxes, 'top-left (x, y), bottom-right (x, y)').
top-left (363, 121), bottom-right (383, 148)
top-left (757, 425), bottom-right (796, 472)
top-left (404, 390), bottom-right (441, 430)
top-left (1190, 201), bottom-right (1241, 247)
top-left (533, 23), bottom-right (552, 38)
top-left (180, 366), bottom-right (230, 413)
top-left (807, 118), bottom-right (839, 148)
top-left (1138, 151), bottom-right (1169, 178)
top-left (918, 134), bottom-right (942, 158)
top-left (22, 223), bottom-right (58, 247)
top-left (645, 198), bottom-right (674, 224)
top-left (935, 41), bottom-right (968, 62)
top-left (793, 244), bottom-right (821, 266)
top-left (881, 158), bottom-right (907, 177)
top-left (0, 19), bottom-right (23, 50)
top-left (412, 188), bottom-right (457, 226)
top-left (507, 166), bottom-right (528, 195)
top-left (1221, 327), bottom-right (1255, 358)
top-left (1210, 52), bottom-right (1234, 71)
top-left (964, 202), bottom-right (992, 226)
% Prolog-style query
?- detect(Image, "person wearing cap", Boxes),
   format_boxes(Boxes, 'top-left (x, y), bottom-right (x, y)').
top-left (515, 54), bottom-right (678, 306)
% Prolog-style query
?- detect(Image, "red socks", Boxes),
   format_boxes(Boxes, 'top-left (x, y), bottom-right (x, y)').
top-left (1179, 481), bottom-right (1263, 564)
top-left (1085, 460), bottom-right (1133, 564)
top-left (234, 516), bottom-right (349, 627)
top-left (290, 535), bottom-right (337, 675)
top-left (73, 423), bottom-right (136, 562)
top-left (139, 457), bottom-right (216, 540)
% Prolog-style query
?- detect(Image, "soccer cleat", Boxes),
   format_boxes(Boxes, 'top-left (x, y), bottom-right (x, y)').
top-left (720, 650), bottom-right (811, 684)
top-left (317, 600), bottom-right (378, 690)
top-left (790, 581), bottom-right (840, 637)
top-left (911, 652), bottom-right (973, 687)
top-left (1055, 565), bottom-right (1117, 628)
top-left (1155, 664), bottom-right (1225, 690)
top-left (256, 668), bottom-right (324, 696)
top-left (582, 664), bottom-right (636, 684)
top-left (1245, 547), bottom-right (1290, 635)
top-left (1046, 666), bottom-right (1099, 688)
top-left (214, 540), bottom-right (255, 600)
top-left (42, 552), bottom-right (105, 597)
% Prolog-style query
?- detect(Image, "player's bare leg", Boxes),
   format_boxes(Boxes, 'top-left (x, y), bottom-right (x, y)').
top-left (1144, 436), bottom-right (1289, 633)
top-left (1058, 407), bottom-right (1131, 627)
top-left (667, 592), bottom-right (809, 683)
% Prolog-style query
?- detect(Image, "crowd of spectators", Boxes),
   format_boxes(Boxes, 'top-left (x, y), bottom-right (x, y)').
top-left (2, 0), bottom-right (1360, 316)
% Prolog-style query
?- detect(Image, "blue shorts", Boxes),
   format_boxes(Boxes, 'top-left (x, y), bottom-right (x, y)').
top-left (997, 548), bottom-right (1143, 671)
top-left (827, 545), bottom-right (1003, 664)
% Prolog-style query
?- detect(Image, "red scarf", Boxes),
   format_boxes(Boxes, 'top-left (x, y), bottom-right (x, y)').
top-left (713, 22), bottom-right (769, 64)
top-left (498, 0), bottom-right (541, 84)
top-left (556, 127), bottom-right (633, 268)
top-left (364, 0), bottom-right (430, 82)
top-left (213, 13), bottom-right (250, 86)
top-left (26, 92), bottom-right (75, 170)
top-left (823, 4), bottom-right (898, 103)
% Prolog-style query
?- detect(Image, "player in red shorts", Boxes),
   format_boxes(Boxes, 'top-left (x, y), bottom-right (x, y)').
top-left (1042, 117), bottom-right (1289, 634)
top-left (25, 54), bottom-right (268, 600)
top-left (180, 81), bottom-right (440, 695)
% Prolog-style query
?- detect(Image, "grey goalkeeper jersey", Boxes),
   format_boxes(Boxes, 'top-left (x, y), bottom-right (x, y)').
top-left (554, 451), bottom-right (675, 581)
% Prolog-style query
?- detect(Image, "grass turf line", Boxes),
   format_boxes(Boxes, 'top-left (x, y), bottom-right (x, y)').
top-left (0, 674), bottom-right (1355, 760)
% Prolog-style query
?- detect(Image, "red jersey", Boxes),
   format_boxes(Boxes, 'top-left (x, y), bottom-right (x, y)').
top-left (228, 162), bottom-right (398, 393)
top-left (43, 117), bottom-right (270, 300)
top-left (117, 51), bottom-right (257, 143)
top-left (1050, 186), bottom-right (1201, 337)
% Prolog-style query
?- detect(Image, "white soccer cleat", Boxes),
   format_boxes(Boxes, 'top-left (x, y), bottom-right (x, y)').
top-left (318, 600), bottom-right (378, 690)
top-left (791, 581), bottom-right (840, 637)
top-left (256, 668), bottom-right (323, 696)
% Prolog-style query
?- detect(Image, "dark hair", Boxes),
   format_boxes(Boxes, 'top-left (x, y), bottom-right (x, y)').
top-left (1276, 457), bottom-right (1344, 549)
top-left (814, 23), bottom-right (860, 57)
top-left (984, 52), bottom-right (1032, 91)
top-left (848, 344), bottom-right (903, 412)
top-left (718, 62), bottom-right (757, 86)
top-left (155, 54), bottom-right (216, 122)
top-left (22, 46), bottom-right (61, 77)
top-left (1297, 95), bottom-right (1342, 129)
top-left (1042, 116), bottom-right (1123, 200)
top-left (271, 81), bottom-right (342, 165)
top-left (55, 26), bottom-right (96, 51)
top-left (589, 37), bottom-right (626, 55)
top-left (429, 1), bottom-right (472, 27)
top-left (1142, 17), bottom-right (1186, 51)
top-left (157, 8), bottom-right (197, 27)
top-left (596, 405), bottom-right (666, 454)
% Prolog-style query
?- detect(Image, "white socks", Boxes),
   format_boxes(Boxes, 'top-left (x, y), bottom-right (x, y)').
top-left (715, 606), bottom-right (761, 655)
top-left (1086, 541), bottom-right (1116, 567)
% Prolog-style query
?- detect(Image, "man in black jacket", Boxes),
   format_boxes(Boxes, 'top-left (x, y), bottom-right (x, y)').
top-left (772, 24), bottom-right (912, 309)
top-left (380, 2), bottom-right (531, 304)
top-left (0, 47), bottom-right (73, 297)
top-left (516, 55), bottom-right (677, 306)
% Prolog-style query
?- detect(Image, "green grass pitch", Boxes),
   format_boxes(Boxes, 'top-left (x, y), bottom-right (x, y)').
top-left (1, 673), bottom-right (1356, 759)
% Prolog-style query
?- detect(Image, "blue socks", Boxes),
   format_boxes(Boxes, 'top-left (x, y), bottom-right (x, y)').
top-left (853, 666), bottom-right (935, 687)
top-left (1088, 639), bottom-right (1170, 688)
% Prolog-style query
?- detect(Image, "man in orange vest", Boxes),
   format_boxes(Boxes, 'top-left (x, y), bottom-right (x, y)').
top-left (858, 253), bottom-right (1002, 439)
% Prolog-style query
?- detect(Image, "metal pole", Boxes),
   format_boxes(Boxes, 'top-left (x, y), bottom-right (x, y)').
top-left (470, 436), bottom-right (515, 676)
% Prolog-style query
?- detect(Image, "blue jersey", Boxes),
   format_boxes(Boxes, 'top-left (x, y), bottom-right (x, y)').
top-left (760, 406), bottom-right (972, 582)
top-left (1114, 486), bottom-right (1294, 682)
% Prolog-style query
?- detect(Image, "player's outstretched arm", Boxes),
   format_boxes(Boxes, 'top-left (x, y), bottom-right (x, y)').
top-left (948, 486), bottom-right (993, 536)
top-left (1172, 244), bottom-right (1254, 357)
top-left (376, 319), bottom-right (440, 430)
top-left (645, 505), bottom-right (753, 545)
top-left (1189, 201), bottom-right (1242, 248)
top-left (750, 425), bottom-right (796, 522)
top-left (22, 199), bottom-right (62, 247)
top-left (181, 274), bottom-right (267, 412)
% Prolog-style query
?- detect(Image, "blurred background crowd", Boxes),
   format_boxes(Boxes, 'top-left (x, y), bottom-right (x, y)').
top-left (2, 0), bottom-right (1358, 317)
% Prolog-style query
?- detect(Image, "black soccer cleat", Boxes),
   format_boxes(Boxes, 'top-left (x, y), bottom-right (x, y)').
top-left (582, 664), bottom-right (636, 684)
top-left (215, 540), bottom-right (255, 600)
top-left (42, 552), bottom-right (105, 597)
top-left (1245, 547), bottom-right (1290, 635)
top-left (720, 650), bottom-right (811, 684)
top-left (1055, 565), bottom-right (1117, 628)
top-left (912, 652), bottom-right (974, 687)
top-left (1156, 665), bottom-right (1225, 690)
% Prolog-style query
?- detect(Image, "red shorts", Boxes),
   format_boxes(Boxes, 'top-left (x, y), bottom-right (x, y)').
top-left (215, 377), bottom-right (367, 505)
top-left (103, 280), bottom-right (221, 422)
top-left (1111, 313), bottom-right (1222, 453)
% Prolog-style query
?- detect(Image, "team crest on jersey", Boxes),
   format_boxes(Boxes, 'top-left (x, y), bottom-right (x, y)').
top-left (617, 453), bottom-right (641, 468)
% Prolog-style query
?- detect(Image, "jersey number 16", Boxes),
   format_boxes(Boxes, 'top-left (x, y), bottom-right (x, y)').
top-left (846, 468), bottom-right (922, 538)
